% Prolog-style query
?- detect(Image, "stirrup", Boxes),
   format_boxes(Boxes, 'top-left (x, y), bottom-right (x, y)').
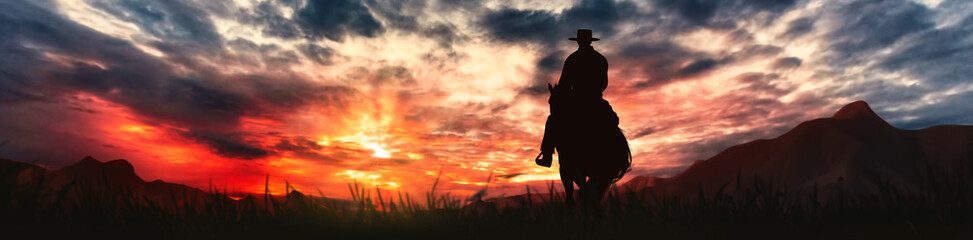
top-left (535, 152), bottom-right (552, 167)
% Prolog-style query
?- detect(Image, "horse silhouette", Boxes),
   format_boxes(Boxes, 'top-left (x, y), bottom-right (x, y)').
top-left (542, 82), bottom-right (632, 206)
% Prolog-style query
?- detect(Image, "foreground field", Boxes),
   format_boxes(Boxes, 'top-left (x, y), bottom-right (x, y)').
top-left (3, 172), bottom-right (973, 239)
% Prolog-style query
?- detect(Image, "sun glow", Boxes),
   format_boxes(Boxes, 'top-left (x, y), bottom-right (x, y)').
top-left (508, 173), bottom-right (561, 183)
top-left (363, 142), bottom-right (391, 158)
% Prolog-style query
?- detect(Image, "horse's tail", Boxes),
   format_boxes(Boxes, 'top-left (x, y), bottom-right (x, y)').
top-left (610, 127), bottom-right (633, 184)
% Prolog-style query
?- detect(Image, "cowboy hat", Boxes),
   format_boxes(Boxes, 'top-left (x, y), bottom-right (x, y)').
top-left (568, 29), bottom-right (600, 41)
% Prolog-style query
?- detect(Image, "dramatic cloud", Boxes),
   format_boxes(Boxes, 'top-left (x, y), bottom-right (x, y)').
top-left (652, 0), bottom-right (800, 27)
top-left (480, 8), bottom-right (560, 44)
top-left (781, 16), bottom-right (815, 38)
top-left (296, 0), bottom-right (384, 41)
top-left (773, 57), bottom-right (802, 69)
top-left (185, 131), bottom-right (272, 160)
top-left (824, 0), bottom-right (935, 62)
top-left (89, 0), bottom-right (223, 49)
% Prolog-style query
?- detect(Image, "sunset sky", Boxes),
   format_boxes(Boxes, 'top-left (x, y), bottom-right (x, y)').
top-left (1, 0), bottom-right (971, 199)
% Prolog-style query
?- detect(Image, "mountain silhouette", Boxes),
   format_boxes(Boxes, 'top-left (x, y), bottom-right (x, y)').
top-left (622, 100), bottom-right (973, 200)
top-left (0, 156), bottom-right (356, 211)
top-left (1, 156), bottom-right (214, 205)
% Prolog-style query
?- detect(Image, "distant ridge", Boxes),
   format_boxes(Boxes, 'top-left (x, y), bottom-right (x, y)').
top-left (0, 156), bottom-right (354, 211)
top-left (0, 156), bottom-right (213, 204)
top-left (622, 100), bottom-right (973, 199)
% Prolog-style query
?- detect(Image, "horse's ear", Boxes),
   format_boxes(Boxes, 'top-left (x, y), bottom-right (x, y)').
top-left (548, 83), bottom-right (554, 92)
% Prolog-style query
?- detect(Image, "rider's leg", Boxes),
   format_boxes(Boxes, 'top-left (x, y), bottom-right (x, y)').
top-left (538, 115), bottom-right (556, 166)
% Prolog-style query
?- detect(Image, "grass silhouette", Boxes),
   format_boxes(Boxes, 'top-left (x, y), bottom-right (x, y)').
top-left (3, 165), bottom-right (973, 239)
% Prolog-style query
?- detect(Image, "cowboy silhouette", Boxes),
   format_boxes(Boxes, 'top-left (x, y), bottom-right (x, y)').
top-left (536, 29), bottom-right (630, 206)
top-left (537, 29), bottom-right (620, 167)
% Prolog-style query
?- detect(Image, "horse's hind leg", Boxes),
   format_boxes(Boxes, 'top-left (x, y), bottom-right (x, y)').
top-left (580, 176), bottom-right (612, 215)
top-left (585, 177), bottom-right (612, 201)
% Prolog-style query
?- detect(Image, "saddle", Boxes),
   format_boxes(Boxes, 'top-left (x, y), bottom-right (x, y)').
top-left (536, 98), bottom-right (619, 168)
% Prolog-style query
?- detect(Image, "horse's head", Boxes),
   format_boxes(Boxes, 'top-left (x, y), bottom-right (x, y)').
top-left (547, 83), bottom-right (568, 115)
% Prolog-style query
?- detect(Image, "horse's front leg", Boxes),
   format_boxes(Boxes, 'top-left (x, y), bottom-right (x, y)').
top-left (560, 167), bottom-right (575, 208)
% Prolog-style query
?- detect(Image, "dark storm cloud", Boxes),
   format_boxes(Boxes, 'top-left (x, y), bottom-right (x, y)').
top-left (617, 41), bottom-right (704, 88)
top-left (729, 29), bottom-right (755, 42)
top-left (44, 57), bottom-right (256, 130)
top-left (421, 23), bottom-right (465, 47)
top-left (652, 0), bottom-right (719, 25)
top-left (479, 0), bottom-right (636, 45)
top-left (825, 0), bottom-right (934, 62)
top-left (560, 0), bottom-right (637, 37)
top-left (185, 131), bottom-right (271, 160)
top-left (264, 50), bottom-right (301, 67)
top-left (480, 8), bottom-right (560, 44)
top-left (363, 0), bottom-right (423, 31)
top-left (298, 43), bottom-right (334, 64)
top-left (229, 73), bottom-right (324, 109)
top-left (736, 72), bottom-right (770, 83)
top-left (274, 137), bottom-right (322, 152)
top-left (728, 45), bottom-right (784, 61)
top-left (364, 0), bottom-right (464, 48)
top-left (0, 0), bottom-right (363, 160)
top-left (888, 91), bottom-right (973, 130)
top-left (1, 1), bottom-right (191, 115)
top-left (189, 0), bottom-right (235, 18)
top-left (735, 72), bottom-right (790, 95)
top-left (435, 0), bottom-right (476, 9)
top-left (89, 0), bottom-right (223, 50)
top-left (225, 38), bottom-right (305, 68)
top-left (631, 126), bottom-right (660, 139)
top-left (652, 0), bottom-right (800, 27)
top-left (618, 41), bottom-right (694, 59)
top-left (273, 136), bottom-right (346, 164)
top-left (622, 42), bottom-right (786, 89)
top-left (781, 17), bottom-right (815, 38)
top-left (878, 13), bottom-right (973, 88)
top-left (295, 0), bottom-right (384, 41)
top-left (537, 51), bottom-right (565, 72)
top-left (241, 0), bottom-right (386, 41)
top-left (277, 0), bottom-right (304, 9)
top-left (250, 1), bottom-right (303, 39)
top-left (0, 36), bottom-right (46, 103)
top-left (713, 96), bottom-right (787, 124)
top-left (519, 82), bottom-right (551, 97)
top-left (676, 58), bottom-right (719, 76)
top-left (772, 57), bottom-right (802, 69)
top-left (160, 80), bottom-right (256, 124)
